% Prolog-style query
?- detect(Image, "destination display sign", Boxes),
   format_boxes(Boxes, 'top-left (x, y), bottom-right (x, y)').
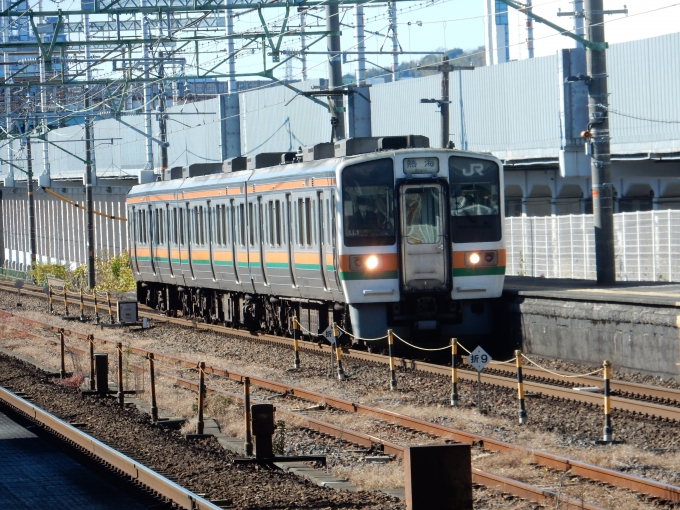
top-left (403, 157), bottom-right (439, 174)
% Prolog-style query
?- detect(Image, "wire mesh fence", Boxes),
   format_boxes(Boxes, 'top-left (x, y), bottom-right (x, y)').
top-left (505, 210), bottom-right (680, 282)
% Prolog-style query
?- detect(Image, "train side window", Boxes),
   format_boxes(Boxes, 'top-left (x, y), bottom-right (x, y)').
top-left (331, 191), bottom-right (336, 248)
top-left (310, 199), bottom-right (316, 246)
top-left (179, 209), bottom-right (185, 245)
top-left (248, 203), bottom-right (254, 246)
top-left (275, 201), bottom-right (282, 246)
top-left (221, 205), bottom-right (228, 246)
top-left (296, 199), bottom-right (303, 246)
top-left (239, 204), bottom-right (246, 247)
top-left (172, 208), bottom-right (177, 244)
top-left (200, 206), bottom-right (206, 245)
top-left (160, 209), bottom-right (165, 244)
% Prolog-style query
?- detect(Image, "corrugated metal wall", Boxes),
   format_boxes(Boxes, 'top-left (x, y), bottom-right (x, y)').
top-left (608, 31), bottom-right (680, 153)
top-left (239, 81), bottom-right (330, 156)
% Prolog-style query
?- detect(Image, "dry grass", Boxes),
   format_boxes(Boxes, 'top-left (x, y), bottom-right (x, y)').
top-left (334, 462), bottom-right (405, 490)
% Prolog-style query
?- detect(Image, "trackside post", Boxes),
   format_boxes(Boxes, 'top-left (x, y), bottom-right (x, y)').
top-left (334, 323), bottom-right (345, 381)
top-left (59, 328), bottom-right (66, 378)
top-left (451, 338), bottom-right (458, 406)
top-left (117, 342), bottom-right (124, 407)
top-left (148, 353), bottom-right (158, 422)
top-left (79, 289), bottom-right (85, 322)
top-left (197, 361), bottom-right (205, 435)
top-left (603, 360), bottom-right (612, 441)
top-left (515, 350), bottom-right (527, 424)
top-left (88, 334), bottom-right (95, 390)
top-left (388, 329), bottom-right (397, 390)
top-left (292, 315), bottom-right (300, 369)
top-left (244, 376), bottom-right (253, 456)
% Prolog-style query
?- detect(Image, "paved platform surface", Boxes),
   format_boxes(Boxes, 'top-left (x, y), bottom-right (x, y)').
top-left (0, 407), bottom-right (148, 510)
top-left (504, 276), bottom-right (680, 307)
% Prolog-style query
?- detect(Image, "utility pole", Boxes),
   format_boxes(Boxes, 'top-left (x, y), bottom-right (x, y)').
top-left (420, 59), bottom-right (473, 149)
top-left (525, 0), bottom-right (534, 58)
top-left (326, 3), bottom-right (345, 141)
top-left (584, 0), bottom-right (615, 284)
top-left (440, 57), bottom-right (450, 149)
top-left (84, 13), bottom-right (95, 289)
top-left (158, 52), bottom-right (168, 180)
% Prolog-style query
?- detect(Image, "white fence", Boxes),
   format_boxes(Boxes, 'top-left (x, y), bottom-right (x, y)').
top-left (505, 210), bottom-right (680, 282)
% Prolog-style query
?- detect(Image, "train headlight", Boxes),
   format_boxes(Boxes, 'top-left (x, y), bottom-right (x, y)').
top-left (349, 255), bottom-right (382, 271)
top-left (365, 255), bottom-right (379, 270)
top-left (465, 251), bottom-right (498, 267)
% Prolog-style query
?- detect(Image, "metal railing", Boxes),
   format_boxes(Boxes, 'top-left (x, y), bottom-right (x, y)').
top-left (505, 210), bottom-right (680, 282)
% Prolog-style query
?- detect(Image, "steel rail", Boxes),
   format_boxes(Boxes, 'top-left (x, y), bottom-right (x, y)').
top-left (4, 281), bottom-right (680, 407)
top-left (169, 374), bottom-right (607, 510)
top-left (0, 333), bottom-right (606, 510)
top-left (0, 386), bottom-right (221, 510)
top-left (1, 314), bottom-right (678, 504)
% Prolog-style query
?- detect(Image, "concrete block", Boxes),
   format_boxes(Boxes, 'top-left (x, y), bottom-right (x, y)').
top-left (404, 444), bottom-right (472, 510)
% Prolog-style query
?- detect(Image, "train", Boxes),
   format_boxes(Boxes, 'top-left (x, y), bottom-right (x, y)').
top-left (126, 135), bottom-right (505, 348)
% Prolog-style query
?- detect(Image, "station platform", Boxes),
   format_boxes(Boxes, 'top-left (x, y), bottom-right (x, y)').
top-left (504, 276), bottom-right (680, 308)
top-left (500, 277), bottom-right (680, 380)
top-left (0, 407), bottom-right (148, 510)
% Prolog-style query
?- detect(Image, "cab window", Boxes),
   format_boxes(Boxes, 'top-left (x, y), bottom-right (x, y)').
top-left (342, 159), bottom-right (395, 247)
top-left (449, 156), bottom-right (501, 243)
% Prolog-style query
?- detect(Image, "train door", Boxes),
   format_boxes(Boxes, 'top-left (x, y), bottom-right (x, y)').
top-left (185, 203), bottom-right (196, 280)
top-left (206, 201), bottom-right (217, 281)
top-left (235, 196), bottom-right (255, 294)
top-left (316, 190), bottom-right (331, 292)
top-left (286, 194), bottom-right (298, 288)
top-left (166, 204), bottom-right (174, 278)
top-left (399, 182), bottom-right (449, 291)
top-left (130, 206), bottom-right (140, 274)
top-left (148, 205), bottom-right (157, 276)
top-left (230, 200), bottom-right (240, 285)
top-left (256, 196), bottom-right (270, 289)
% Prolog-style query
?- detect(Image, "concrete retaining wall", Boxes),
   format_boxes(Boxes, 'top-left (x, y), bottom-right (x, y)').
top-left (506, 295), bottom-right (680, 380)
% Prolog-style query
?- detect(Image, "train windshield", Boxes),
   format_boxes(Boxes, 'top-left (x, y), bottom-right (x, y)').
top-left (449, 156), bottom-right (502, 243)
top-left (342, 159), bottom-right (396, 246)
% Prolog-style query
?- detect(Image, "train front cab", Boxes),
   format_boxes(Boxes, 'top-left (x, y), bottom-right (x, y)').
top-left (337, 150), bottom-right (505, 346)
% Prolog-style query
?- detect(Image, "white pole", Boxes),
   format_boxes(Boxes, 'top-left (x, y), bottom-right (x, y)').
top-left (355, 6), bottom-right (366, 85)
top-left (226, 2), bottom-right (237, 92)
top-left (652, 211), bottom-right (657, 281)
top-left (636, 211), bottom-right (641, 281)
top-left (300, 10), bottom-right (308, 81)
top-left (142, 3), bottom-right (154, 172)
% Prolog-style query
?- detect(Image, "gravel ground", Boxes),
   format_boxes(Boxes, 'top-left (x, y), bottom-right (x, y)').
top-left (2, 289), bottom-right (680, 509)
top-left (0, 351), bottom-right (402, 510)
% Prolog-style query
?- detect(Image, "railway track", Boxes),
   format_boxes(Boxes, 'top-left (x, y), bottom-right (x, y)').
top-left (2, 278), bottom-right (679, 422)
top-left (0, 383), bottom-right (221, 510)
top-left (1, 310), bottom-right (679, 507)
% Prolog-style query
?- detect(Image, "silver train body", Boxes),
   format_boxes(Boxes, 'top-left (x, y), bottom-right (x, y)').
top-left (127, 139), bottom-right (506, 346)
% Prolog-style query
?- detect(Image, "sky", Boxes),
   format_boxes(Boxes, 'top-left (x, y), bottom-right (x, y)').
top-left (26, 0), bottom-right (680, 86)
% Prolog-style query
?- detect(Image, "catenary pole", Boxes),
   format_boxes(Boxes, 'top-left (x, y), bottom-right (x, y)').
top-left (326, 3), bottom-right (345, 141)
top-left (584, 0), bottom-right (615, 284)
top-left (158, 52), bottom-right (168, 181)
top-left (26, 129), bottom-right (36, 268)
top-left (354, 5), bottom-right (366, 85)
top-left (84, 13), bottom-right (96, 289)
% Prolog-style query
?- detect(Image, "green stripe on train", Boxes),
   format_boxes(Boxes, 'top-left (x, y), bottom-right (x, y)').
top-left (266, 262), bottom-right (289, 269)
top-left (214, 260), bottom-right (233, 267)
top-left (295, 263), bottom-right (321, 270)
top-left (339, 270), bottom-right (399, 281)
top-left (453, 266), bottom-right (506, 277)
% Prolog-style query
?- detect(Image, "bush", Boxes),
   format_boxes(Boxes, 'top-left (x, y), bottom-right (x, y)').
top-left (28, 262), bottom-right (69, 285)
top-left (30, 251), bottom-right (135, 292)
